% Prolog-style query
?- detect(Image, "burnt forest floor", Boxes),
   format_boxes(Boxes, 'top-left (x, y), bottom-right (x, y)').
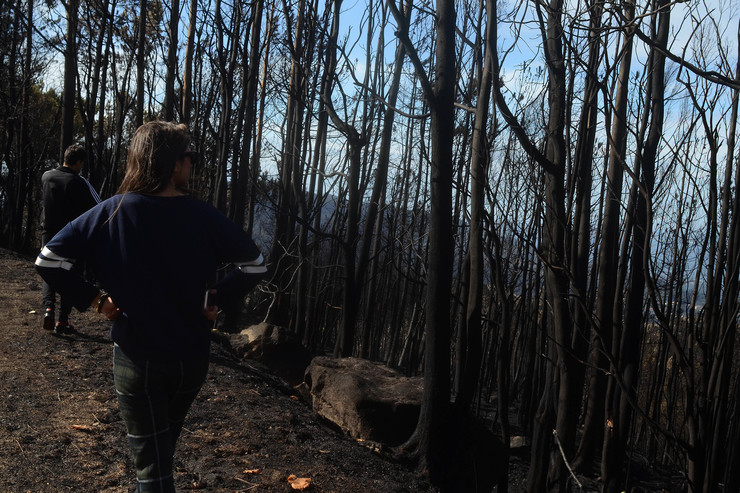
top-left (0, 247), bottom-right (688, 493)
top-left (0, 248), bottom-right (442, 493)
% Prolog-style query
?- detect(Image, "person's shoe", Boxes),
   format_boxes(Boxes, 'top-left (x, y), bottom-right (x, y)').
top-left (54, 321), bottom-right (76, 335)
top-left (43, 309), bottom-right (55, 331)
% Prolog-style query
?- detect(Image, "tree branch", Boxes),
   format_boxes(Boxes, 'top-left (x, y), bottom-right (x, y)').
top-left (632, 26), bottom-right (740, 90)
top-left (387, 0), bottom-right (435, 101)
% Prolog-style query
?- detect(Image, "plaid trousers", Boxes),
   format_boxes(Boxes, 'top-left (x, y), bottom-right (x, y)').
top-left (113, 344), bottom-right (209, 493)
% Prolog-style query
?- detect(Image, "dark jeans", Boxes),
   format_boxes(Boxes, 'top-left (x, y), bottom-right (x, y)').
top-left (41, 232), bottom-right (75, 321)
top-left (113, 344), bottom-right (209, 493)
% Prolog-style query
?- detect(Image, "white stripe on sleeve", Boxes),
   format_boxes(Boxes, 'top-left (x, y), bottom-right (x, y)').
top-left (235, 254), bottom-right (267, 274)
top-left (35, 246), bottom-right (76, 271)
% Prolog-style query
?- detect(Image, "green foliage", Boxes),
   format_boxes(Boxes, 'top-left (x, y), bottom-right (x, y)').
top-left (0, 83), bottom-right (61, 168)
top-left (117, 0), bottom-right (165, 52)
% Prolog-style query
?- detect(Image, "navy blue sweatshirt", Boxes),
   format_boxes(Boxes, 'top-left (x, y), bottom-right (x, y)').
top-left (35, 193), bottom-right (267, 362)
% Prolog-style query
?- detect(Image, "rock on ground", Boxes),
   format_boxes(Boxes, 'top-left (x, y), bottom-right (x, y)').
top-left (304, 356), bottom-right (422, 447)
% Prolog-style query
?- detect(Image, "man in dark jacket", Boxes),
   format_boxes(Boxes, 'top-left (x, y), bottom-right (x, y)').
top-left (40, 144), bottom-right (100, 333)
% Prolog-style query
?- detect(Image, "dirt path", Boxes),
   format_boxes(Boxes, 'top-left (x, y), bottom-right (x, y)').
top-left (0, 248), bottom-right (437, 492)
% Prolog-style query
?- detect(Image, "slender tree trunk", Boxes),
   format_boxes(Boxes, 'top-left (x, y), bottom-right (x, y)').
top-left (318, 0), bottom-right (367, 358)
top-left (268, 0), bottom-right (306, 306)
top-left (532, 0), bottom-right (580, 489)
top-left (490, 0), bottom-right (579, 488)
top-left (96, 8), bottom-right (112, 195)
top-left (135, 0), bottom-right (147, 126)
top-left (182, 0), bottom-right (197, 124)
top-left (526, 292), bottom-right (555, 492)
top-left (721, 21), bottom-right (740, 492)
top-left (1, 0), bottom-right (20, 246)
top-left (602, 2), bottom-right (668, 491)
top-left (455, 0), bottom-right (494, 413)
top-left (213, 1), bottom-right (241, 213)
top-left (247, 4), bottom-right (275, 235)
top-left (62, 0), bottom-right (80, 153)
top-left (580, 2), bottom-right (635, 475)
top-left (570, 0), bottom-right (603, 472)
top-left (390, 0), bottom-right (456, 485)
top-left (163, 0), bottom-right (180, 120)
top-left (334, 140), bottom-right (363, 357)
top-left (415, 0), bottom-right (455, 482)
top-left (701, 41), bottom-right (740, 493)
top-left (80, 0), bottom-right (111, 190)
top-left (359, 1), bottom-right (405, 359)
top-left (301, 4), bottom-right (329, 345)
top-left (16, 0), bottom-right (34, 251)
top-left (232, 0), bottom-right (264, 228)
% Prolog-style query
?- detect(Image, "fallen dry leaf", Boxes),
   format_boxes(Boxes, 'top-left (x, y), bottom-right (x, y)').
top-left (183, 477), bottom-right (207, 489)
top-left (287, 474), bottom-right (312, 490)
top-left (243, 469), bottom-right (261, 475)
top-left (69, 424), bottom-right (94, 432)
top-left (183, 479), bottom-right (207, 489)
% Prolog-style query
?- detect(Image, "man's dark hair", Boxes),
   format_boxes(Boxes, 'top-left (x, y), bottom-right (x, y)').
top-left (64, 145), bottom-right (87, 166)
